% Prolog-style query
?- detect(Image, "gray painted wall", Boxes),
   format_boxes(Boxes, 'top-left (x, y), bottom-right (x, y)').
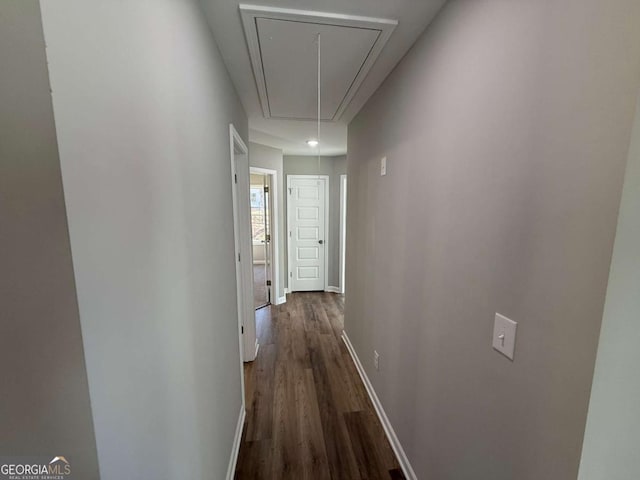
top-left (40, 0), bottom-right (248, 478)
top-left (345, 1), bottom-right (640, 479)
top-left (578, 92), bottom-right (640, 480)
top-left (250, 142), bottom-right (286, 301)
top-left (0, 2), bottom-right (99, 477)
top-left (283, 155), bottom-right (346, 290)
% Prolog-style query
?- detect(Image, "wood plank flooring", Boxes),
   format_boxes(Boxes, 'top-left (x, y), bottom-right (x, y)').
top-left (253, 264), bottom-right (268, 309)
top-left (235, 292), bottom-right (404, 480)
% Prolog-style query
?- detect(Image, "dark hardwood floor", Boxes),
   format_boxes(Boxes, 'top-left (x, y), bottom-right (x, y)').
top-left (252, 264), bottom-right (268, 309)
top-left (235, 292), bottom-right (404, 480)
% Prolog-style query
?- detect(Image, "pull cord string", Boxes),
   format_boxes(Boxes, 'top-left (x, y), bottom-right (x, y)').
top-left (317, 32), bottom-right (321, 174)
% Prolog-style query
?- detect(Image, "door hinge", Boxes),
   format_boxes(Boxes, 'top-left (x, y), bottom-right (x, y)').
top-left (264, 186), bottom-right (269, 193)
top-left (237, 253), bottom-right (241, 262)
top-left (290, 272), bottom-right (293, 278)
top-left (265, 233), bottom-right (271, 242)
top-left (288, 187), bottom-right (292, 195)
top-left (241, 326), bottom-right (244, 334)
top-left (266, 280), bottom-right (272, 286)
top-left (234, 173), bottom-right (238, 184)
top-left (289, 231), bottom-right (292, 238)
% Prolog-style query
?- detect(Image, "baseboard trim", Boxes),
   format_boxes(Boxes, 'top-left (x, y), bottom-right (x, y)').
top-left (254, 340), bottom-right (259, 358)
top-left (276, 296), bottom-right (287, 305)
top-left (226, 405), bottom-right (246, 480)
top-left (284, 287), bottom-right (290, 294)
top-left (341, 331), bottom-right (417, 480)
top-left (325, 286), bottom-right (341, 294)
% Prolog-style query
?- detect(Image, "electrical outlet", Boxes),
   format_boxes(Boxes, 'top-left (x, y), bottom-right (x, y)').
top-left (374, 350), bottom-right (380, 370)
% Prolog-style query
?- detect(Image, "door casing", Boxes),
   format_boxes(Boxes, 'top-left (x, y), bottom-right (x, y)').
top-left (229, 124), bottom-right (257, 364)
top-left (339, 174), bottom-right (347, 295)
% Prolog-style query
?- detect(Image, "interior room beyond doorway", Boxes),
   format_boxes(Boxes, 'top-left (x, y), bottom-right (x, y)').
top-left (250, 171), bottom-right (273, 309)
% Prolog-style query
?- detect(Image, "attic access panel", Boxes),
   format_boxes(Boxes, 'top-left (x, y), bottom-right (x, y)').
top-left (257, 18), bottom-right (379, 121)
top-left (240, 5), bottom-right (397, 122)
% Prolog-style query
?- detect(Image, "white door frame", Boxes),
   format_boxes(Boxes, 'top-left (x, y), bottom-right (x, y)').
top-left (250, 167), bottom-right (283, 306)
top-left (339, 174), bottom-right (347, 295)
top-left (287, 174), bottom-right (330, 292)
top-left (229, 124), bottom-right (258, 365)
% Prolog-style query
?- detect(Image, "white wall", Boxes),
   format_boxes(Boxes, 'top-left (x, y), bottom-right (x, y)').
top-left (578, 93), bottom-right (640, 480)
top-left (345, 0), bottom-right (640, 478)
top-left (40, 0), bottom-right (248, 478)
top-left (252, 244), bottom-right (266, 263)
top-left (0, 2), bottom-right (98, 477)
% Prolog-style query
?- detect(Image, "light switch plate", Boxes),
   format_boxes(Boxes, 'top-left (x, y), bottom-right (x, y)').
top-left (493, 313), bottom-right (517, 360)
top-left (380, 157), bottom-right (387, 176)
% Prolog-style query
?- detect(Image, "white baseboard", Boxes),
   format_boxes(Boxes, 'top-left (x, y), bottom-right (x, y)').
top-left (226, 405), bottom-right (246, 480)
top-left (325, 286), bottom-right (341, 294)
top-left (341, 331), bottom-right (417, 480)
top-left (276, 295), bottom-right (287, 305)
top-left (254, 340), bottom-right (259, 358)
top-left (284, 287), bottom-right (290, 294)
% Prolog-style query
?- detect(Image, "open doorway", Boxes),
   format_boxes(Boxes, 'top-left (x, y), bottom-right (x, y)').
top-left (249, 166), bottom-right (282, 308)
top-left (250, 172), bottom-right (272, 309)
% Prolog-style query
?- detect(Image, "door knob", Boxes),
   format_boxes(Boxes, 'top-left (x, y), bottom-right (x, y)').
top-left (318, 240), bottom-right (324, 244)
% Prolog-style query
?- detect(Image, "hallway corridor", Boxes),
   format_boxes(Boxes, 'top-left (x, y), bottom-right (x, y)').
top-left (235, 293), bottom-right (403, 479)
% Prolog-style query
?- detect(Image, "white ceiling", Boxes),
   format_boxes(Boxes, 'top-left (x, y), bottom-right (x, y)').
top-left (249, 116), bottom-right (347, 157)
top-left (199, 0), bottom-right (448, 155)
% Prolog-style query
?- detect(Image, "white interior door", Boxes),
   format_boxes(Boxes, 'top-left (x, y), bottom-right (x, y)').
top-left (288, 176), bottom-right (327, 292)
top-left (230, 125), bottom-right (256, 364)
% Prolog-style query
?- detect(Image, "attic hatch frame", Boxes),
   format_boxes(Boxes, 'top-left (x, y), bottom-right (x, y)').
top-left (239, 4), bottom-right (397, 122)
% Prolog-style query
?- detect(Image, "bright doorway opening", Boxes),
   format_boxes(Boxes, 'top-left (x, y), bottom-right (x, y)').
top-left (250, 171), bottom-right (272, 309)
